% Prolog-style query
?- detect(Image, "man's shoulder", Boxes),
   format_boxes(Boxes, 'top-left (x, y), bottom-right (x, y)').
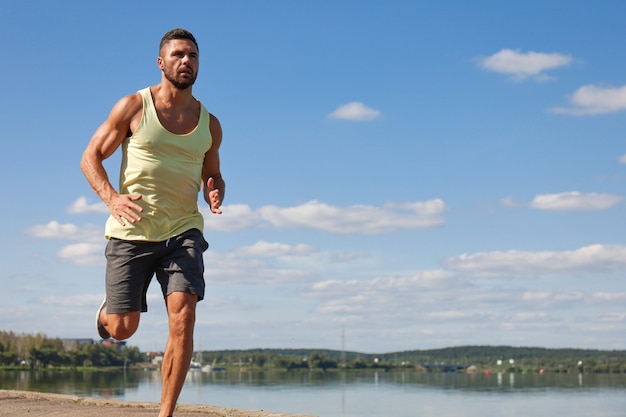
top-left (208, 112), bottom-right (222, 144)
top-left (208, 112), bottom-right (220, 123)
top-left (115, 90), bottom-right (143, 105)
top-left (113, 92), bottom-right (144, 118)
top-left (198, 101), bottom-right (221, 132)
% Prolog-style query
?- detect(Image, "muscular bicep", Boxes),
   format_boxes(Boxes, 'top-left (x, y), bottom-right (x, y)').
top-left (83, 94), bottom-right (142, 162)
top-left (85, 121), bottom-right (127, 161)
top-left (80, 93), bottom-right (142, 203)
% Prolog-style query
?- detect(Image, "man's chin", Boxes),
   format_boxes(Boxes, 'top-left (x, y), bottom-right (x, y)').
top-left (165, 74), bottom-right (196, 90)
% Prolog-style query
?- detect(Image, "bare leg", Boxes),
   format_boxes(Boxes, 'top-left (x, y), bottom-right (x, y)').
top-left (159, 292), bottom-right (198, 417)
top-left (99, 307), bottom-right (140, 341)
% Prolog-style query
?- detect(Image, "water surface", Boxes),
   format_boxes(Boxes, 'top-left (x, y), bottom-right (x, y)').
top-left (1, 369), bottom-right (624, 417)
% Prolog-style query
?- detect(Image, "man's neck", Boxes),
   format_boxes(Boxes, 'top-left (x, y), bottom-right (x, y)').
top-left (153, 81), bottom-right (195, 107)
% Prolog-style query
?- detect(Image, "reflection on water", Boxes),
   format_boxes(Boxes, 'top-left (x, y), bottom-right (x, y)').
top-left (1, 369), bottom-right (141, 397)
top-left (1, 370), bottom-right (625, 417)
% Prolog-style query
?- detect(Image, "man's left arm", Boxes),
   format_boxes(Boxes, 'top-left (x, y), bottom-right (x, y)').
top-left (202, 114), bottom-right (225, 214)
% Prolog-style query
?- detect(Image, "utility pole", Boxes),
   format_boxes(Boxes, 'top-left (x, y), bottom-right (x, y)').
top-left (340, 326), bottom-right (346, 368)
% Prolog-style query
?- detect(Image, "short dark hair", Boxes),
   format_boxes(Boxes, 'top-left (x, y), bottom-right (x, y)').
top-left (160, 28), bottom-right (198, 53)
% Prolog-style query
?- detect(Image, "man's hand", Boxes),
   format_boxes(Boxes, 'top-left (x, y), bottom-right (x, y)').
top-left (108, 193), bottom-right (143, 226)
top-left (206, 177), bottom-right (223, 214)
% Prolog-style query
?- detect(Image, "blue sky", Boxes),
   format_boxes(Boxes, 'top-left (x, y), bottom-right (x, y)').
top-left (1, 0), bottom-right (625, 354)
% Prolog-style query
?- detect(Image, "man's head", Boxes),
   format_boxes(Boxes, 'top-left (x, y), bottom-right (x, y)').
top-left (160, 28), bottom-right (198, 54)
top-left (158, 28), bottom-right (199, 90)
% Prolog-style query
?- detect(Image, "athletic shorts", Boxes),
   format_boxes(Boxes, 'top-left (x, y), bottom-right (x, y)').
top-left (104, 228), bottom-right (209, 314)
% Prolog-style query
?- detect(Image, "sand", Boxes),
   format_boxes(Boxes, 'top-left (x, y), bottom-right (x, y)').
top-left (0, 390), bottom-right (316, 417)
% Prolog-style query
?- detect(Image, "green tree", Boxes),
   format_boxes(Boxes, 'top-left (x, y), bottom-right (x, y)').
top-left (81, 343), bottom-right (124, 367)
top-left (29, 347), bottom-right (63, 367)
top-left (122, 346), bottom-right (144, 364)
top-left (309, 353), bottom-right (337, 371)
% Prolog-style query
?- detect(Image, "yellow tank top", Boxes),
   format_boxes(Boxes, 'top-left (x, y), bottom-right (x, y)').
top-left (105, 87), bottom-right (213, 241)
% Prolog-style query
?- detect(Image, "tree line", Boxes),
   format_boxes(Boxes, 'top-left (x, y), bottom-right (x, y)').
top-left (0, 331), bottom-right (143, 368)
top-left (3, 331), bottom-right (626, 373)
top-left (197, 346), bottom-right (626, 373)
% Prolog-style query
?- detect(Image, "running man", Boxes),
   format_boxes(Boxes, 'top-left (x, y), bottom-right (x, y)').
top-left (80, 28), bottom-right (224, 417)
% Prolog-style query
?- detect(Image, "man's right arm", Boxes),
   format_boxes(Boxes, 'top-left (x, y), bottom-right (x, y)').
top-left (80, 94), bottom-right (144, 226)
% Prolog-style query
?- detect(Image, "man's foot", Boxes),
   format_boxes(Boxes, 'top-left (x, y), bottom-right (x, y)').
top-left (96, 298), bottom-right (111, 339)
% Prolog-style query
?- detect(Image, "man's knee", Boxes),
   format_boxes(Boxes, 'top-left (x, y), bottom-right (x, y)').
top-left (106, 312), bottom-right (140, 340)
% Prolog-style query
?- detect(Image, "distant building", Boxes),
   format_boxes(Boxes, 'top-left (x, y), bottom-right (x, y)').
top-left (61, 338), bottom-right (95, 351)
top-left (101, 339), bottom-right (127, 352)
top-left (143, 351), bottom-right (164, 367)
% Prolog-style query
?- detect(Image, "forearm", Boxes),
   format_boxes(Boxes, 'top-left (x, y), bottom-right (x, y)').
top-left (80, 153), bottom-right (118, 204)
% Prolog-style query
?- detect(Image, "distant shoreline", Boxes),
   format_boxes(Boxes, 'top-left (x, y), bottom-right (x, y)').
top-left (2, 332), bottom-right (626, 374)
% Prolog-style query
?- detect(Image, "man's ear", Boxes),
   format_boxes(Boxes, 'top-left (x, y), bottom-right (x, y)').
top-left (157, 56), bottom-right (164, 70)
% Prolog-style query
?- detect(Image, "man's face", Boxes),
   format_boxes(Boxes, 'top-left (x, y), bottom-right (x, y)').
top-left (159, 39), bottom-right (199, 90)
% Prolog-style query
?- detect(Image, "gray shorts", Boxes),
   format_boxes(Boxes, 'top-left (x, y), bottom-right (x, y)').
top-left (104, 228), bottom-right (209, 314)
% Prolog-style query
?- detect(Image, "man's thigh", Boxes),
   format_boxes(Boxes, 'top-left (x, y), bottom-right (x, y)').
top-left (105, 238), bottom-right (162, 313)
top-left (155, 229), bottom-right (208, 301)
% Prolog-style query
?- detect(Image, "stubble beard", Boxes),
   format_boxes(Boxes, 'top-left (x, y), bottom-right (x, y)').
top-left (164, 67), bottom-right (197, 90)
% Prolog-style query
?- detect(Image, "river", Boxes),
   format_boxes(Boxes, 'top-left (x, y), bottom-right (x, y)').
top-left (1, 369), bottom-right (625, 417)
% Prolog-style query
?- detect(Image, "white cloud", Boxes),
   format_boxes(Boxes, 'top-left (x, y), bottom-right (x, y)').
top-left (522, 291), bottom-right (584, 306)
top-left (328, 102), bottom-right (381, 121)
top-left (25, 221), bottom-right (103, 241)
top-left (425, 310), bottom-right (497, 321)
top-left (331, 251), bottom-right (371, 263)
top-left (57, 242), bottom-right (105, 266)
top-left (40, 293), bottom-right (104, 307)
top-left (499, 197), bottom-right (518, 207)
top-left (235, 241), bottom-right (317, 257)
top-left (307, 271), bottom-right (461, 316)
top-left (478, 49), bottom-right (572, 81)
top-left (29, 197), bottom-right (447, 271)
top-left (26, 221), bottom-right (80, 238)
top-left (51, 200), bottom-right (447, 236)
top-left (258, 199), bottom-right (447, 234)
top-left (25, 221), bottom-right (105, 265)
top-left (589, 292), bottom-right (626, 304)
top-left (620, 154), bottom-right (626, 164)
top-left (551, 84), bottom-right (626, 115)
top-left (310, 270), bottom-right (459, 298)
top-left (514, 312), bottom-right (552, 321)
top-left (294, 257), bottom-right (626, 350)
top-left (443, 244), bottom-right (626, 277)
top-left (303, 270), bottom-right (580, 333)
top-left (203, 204), bottom-right (261, 231)
top-left (530, 191), bottom-right (623, 211)
top-left (67, 196), bottom-right (109, 214)
top-left (596, 313), bottom-right (626, 323)
top-left (203, 251), bottom-right (315, 285)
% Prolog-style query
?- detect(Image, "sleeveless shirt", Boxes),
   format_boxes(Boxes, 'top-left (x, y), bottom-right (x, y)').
top-left (105, 87), bottom-right (213, 241)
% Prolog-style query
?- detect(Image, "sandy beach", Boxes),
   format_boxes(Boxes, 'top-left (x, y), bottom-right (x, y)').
top-left (0, 390), bottom-right (316, 417)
